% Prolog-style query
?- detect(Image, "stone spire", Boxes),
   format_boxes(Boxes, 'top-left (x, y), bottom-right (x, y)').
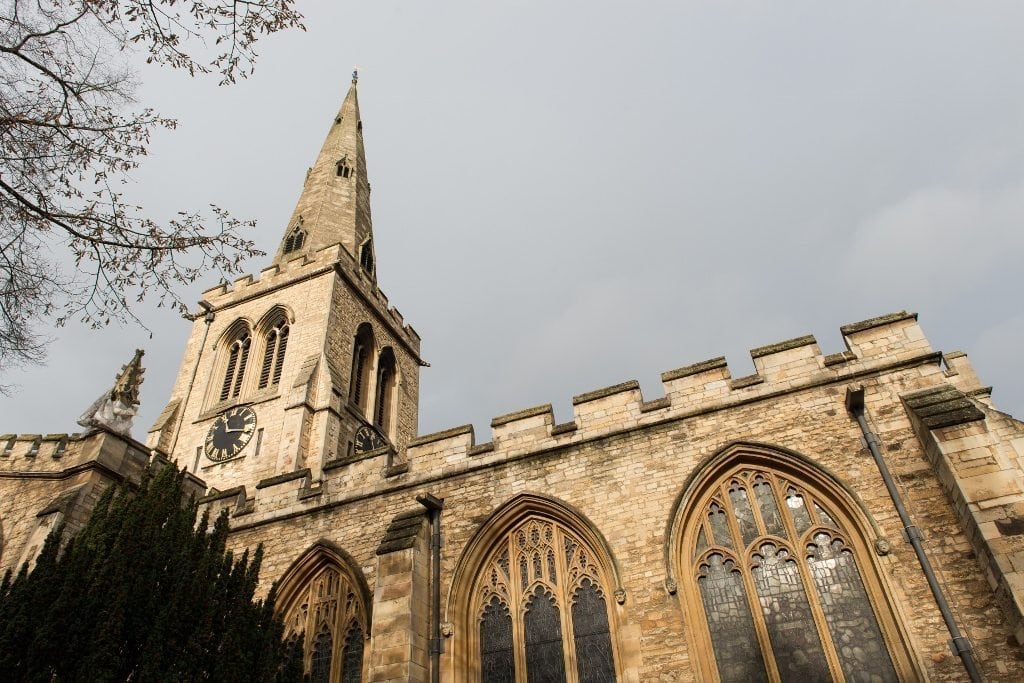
top-left (272, 71), bottom-right (375, 277)
top-left (77, 349), bottom-right (145, 436)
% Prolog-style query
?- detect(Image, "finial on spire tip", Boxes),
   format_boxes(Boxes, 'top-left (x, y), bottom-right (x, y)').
top-left (352, 69), bottom-right (358, 85)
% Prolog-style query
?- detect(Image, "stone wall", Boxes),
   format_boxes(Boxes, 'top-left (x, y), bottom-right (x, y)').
top-left (207, 312), bottom-right (1024, 681)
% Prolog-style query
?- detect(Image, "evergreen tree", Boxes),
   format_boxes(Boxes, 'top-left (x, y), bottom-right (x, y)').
top-left (0, 464), bottom-right (303, 682)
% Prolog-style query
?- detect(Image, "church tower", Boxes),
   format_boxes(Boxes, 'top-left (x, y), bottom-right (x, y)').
top-left (147, 75), bottom-right (423, 490)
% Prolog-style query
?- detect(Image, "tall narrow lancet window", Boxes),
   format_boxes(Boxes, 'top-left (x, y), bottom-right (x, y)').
top-left (280, 554), bottom-right (368, 683)
top-left (373, 347), bottom-right (396, 435)
top-left (259, 317), bottom-right (290, 390)
top-left (219, 328), bottom-right (251, 402)
top-left (349, 324), bottom-right (375, 414)
top-left (683, 466), bottom-right (901, 682)
top-left (473, 516), bottom-right (618, 682)
top-left (359, 240), bottom-right (374, 276)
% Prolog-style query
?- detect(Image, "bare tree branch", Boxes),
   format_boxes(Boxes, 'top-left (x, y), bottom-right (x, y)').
top-left (0, 0), bottom-right (304, 386)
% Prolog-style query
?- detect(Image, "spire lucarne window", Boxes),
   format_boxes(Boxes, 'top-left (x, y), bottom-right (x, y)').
top-left (284, 222), bottom-right (306, 254)
top-left (685, 467), bottom-right (899, 682)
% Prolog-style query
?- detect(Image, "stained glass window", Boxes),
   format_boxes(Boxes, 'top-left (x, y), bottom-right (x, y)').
top-left (481, 597), bottom-right (515, 683)
top-left (525, 587), bottom-right (567, 682)
top-left (690, 468), bottom-right (898, 682)
top-left (310, 627), bottom-right (333, 683)
top-left (282, 565), bottom-right (366, 682)
top-left (475, 516), bottom-right (619, 682)
top-left (341, 623), bottom-right (364, 683)
top-left (572, 579), bottom-right (616, 683)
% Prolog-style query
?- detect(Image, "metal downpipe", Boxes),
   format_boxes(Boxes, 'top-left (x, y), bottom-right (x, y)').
top-left (417, 492), bottom-right (444, 683)
top-left (845, 385), bottom-right (982, 683)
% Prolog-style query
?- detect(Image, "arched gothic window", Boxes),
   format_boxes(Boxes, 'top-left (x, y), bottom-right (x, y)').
top-left (373, 347), bottom-right (396, 435)
top-left (349, 324), bottom-right (375, 414)
top-left (219, 330), bottom-right (251, 402)
top-left (472, 515), bottom-right (618, 682)
top-left (680, 461), bottom-right (908, 682)
top-left (259, 318), bottom-right (290, 390)
top-left (280, 556), bottom-right (368, 683)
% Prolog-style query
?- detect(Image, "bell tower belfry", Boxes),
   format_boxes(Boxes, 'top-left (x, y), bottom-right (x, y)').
top-left (147, 75), bottom-right (423, 491)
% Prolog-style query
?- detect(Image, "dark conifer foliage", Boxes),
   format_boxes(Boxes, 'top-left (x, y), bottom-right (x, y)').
top-left (0, 464), bottom-right (303, 682)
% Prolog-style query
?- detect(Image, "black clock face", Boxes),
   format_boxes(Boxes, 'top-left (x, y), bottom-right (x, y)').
top-left (205, 406), bottom-right (257, 462)
top-left (354, 425), bottom-right (385, 453)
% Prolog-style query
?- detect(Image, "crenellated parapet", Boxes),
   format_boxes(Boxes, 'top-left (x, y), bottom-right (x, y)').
top-left (0, 429), bottom-right (158, 480)
top-left (198, 241), bottom-right (420, 352)
top-left (0, 432), bottom-right (78, 469)
top-left (201, 310), bottom-right (995, 527)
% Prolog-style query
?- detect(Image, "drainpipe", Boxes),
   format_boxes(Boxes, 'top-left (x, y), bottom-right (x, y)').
top-left (845, 385), bottom-right (982, 683)
top-left (169, 300), bottom-right (215, 464)
top-left (417, 492), bottom-right (444, 683)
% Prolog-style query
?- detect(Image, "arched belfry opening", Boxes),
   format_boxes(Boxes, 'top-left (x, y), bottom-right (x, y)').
top-left (667, 442), bottom-right (919, 682)
top-left (349, 323), bottom-right (375, 415)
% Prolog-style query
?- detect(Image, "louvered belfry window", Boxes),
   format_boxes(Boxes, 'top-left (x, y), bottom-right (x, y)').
top-left (219, 332), bottom-right (251, 401)
top-left (349, 324), bottom-right (374, 413)
top-left (259, 319), bottom-right (289, 390)
top-left (476, 516), bottom-right (617, 682)
top-left (373, 348), bottom-right (396, 433)
top-left (691, 469), bottom-right (898, 682)
top-left (283, 566), bottom-right (366, 683)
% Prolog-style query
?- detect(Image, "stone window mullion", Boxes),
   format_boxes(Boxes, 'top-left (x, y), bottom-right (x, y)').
top-left (554, 527), bottom-right (579, 683)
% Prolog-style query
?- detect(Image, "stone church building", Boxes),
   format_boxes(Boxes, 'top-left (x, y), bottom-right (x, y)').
top-left (3, 79), bottom-right (1024, 682)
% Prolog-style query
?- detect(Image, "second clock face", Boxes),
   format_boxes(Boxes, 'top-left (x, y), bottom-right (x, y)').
top-left (354, 425), bottom-right (385, 453)
top-left (205, 406), bottom-right (257, 462)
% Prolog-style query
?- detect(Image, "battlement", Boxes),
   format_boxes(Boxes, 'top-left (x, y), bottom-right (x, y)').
top-left (0, 432), bottom-right (75, 463)
top-left (199, 241), bottom-right (420, 349)
top-left (201, 311), bottom-right (992, 528)
top-left (0, 429), bottom-right (151, 478)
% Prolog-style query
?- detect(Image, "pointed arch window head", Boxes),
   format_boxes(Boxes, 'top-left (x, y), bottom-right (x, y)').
top-left (281, 562), bottom-right (367, 683)
top-left (473, 516), bottom-right (619, 682)
top-left (219, 330), bottom-right (251, 402)
top-left (259, 317), bottom-right (290, 390)
top-left (284, 221), bottom-right (306, 254)
top-left (684, 466), bottom-right (901, 682)
top-left (349, 324), bottom-right (375, 414)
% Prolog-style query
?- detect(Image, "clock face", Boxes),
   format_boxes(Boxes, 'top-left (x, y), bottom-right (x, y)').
top-left (205, 406), bottom-right (257, 462)
top-left (354, 425), bottom-right (385, 453)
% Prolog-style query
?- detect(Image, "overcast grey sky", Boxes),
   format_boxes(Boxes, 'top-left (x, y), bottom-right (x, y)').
top-left (2, 2), bottom-right (1022, 442)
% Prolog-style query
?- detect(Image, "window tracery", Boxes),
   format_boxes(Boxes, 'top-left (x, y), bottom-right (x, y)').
top-left (282, 564), bottom-right (366, 683)
top-left (685, 466), bottom-right (900, 682)
top-left (473, 516), bottom-right (618, 682)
